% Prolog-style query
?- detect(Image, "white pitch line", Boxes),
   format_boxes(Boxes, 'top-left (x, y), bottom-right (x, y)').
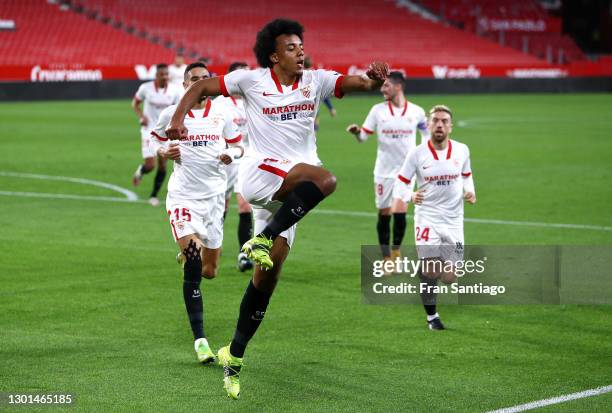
top-left (485, 384), bottom-right (612, 413)
top-left (0, 190), bottom-right (611, 233)
top-left (310, 208), bottom-right (612, 232)
top-left (0, 171), bottom-right (138, 201)
top-left (0, 191), bottom-right (145, 203)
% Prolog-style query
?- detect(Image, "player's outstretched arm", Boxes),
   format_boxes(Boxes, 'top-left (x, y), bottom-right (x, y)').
top-left (340, 61), bottom-right (389, 93)
top-left (166, 77), bottom-right (223, 140)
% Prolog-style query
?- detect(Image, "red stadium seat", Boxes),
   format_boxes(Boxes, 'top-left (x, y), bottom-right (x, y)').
top-left (417, 0), bottom-right (586, 63)
top-left (1, 0), bottom-right (558, 67)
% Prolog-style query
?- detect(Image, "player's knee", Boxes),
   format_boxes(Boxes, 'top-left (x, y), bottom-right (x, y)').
top-left (317, 171), bottom-right (337, 196)
top-left (201, 263), bottom-right (217, 279)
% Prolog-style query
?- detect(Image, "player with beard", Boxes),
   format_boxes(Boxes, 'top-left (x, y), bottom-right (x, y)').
top-left (395, 105), bottom-right (476, 330)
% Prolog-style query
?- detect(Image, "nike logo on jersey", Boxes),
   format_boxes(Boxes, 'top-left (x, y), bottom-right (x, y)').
top-left (263, 92), bottom-right (275, 96)
top-left (423, 165), bottom-right (432, 170)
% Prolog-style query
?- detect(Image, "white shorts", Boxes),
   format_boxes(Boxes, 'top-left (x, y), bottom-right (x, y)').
top-left (239, 156), bottom-right (300, 247)
top-left (165, 193), bottom-right (225, 249)
top-left (414, 219), bottom-right (464, 263)
top-left (225, 162), bottom-right (239, 200)
top-left (374, 177), bottom-right (394, 209)
top-left (141, 128), bottom-right (156, 158)
top-left (238, 156), bottom-right (299, 207)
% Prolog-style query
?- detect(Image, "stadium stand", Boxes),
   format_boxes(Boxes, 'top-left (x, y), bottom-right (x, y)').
top-left (0, 0), bottom-right (174, 65)
top-left (417, 0), bottom-right (586, 63)
top-left (69, 0), bottom-right (542, 66)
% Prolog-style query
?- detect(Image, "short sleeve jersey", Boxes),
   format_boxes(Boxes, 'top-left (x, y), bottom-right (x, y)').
top-left (397, 139), bottom-right (473, 226)
top-left (151, 99), bottom-right (242, 199)
top-left (219, 68), bottom-right (344, 161)
top-left (361, 100), bottom-right (428, 178)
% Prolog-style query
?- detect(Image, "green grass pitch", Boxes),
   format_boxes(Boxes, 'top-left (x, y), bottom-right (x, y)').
top-left (1, 94), bottom-right (611, 412)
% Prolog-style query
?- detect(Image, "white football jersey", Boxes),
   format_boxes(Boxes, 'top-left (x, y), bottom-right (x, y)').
top-left (168, 63), bottom-right (187, 88)
top-left (151, 99), bottom-right (241, 199)
top-left (397, 139), bottom-right (474, 226)
top-left (220, 68), bottom-right (344, 162)
top-left (134, 81), bottom-right (182, 131)
top-left (214, 95), bottom-right (249, 160)
top-left (362, 100), bottom-right (428, 179)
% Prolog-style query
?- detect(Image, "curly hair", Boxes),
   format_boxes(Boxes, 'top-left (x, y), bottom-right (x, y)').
top-left (253, 19), bottom-right (304, 68)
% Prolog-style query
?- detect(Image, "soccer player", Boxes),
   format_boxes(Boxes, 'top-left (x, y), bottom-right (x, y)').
top-left (168, 53), bottom-right (187, 89)
top-left (131, 63), bottom-right (182, 206)
top-left (150, 62), bottom-right (243, 364)
top-left (165, 19), bottom-right (389, 399)
top-left (395, 105), bottom-right (476, 330)
top-left (346, 71), bottom-right (429, 266)
top-left (214, 62), bottom-right (255, 272)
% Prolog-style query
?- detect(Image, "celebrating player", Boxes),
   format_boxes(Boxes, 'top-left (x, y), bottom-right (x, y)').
top-left (395, 105), bottom-right (476, 330)
top-left (346, 71), bottom-right (429, 267)
top-left (131, 63), bottom-right (182, 206)
top-left (214, 62), bottom-right (255, 272)
top-left (150, 62), bottom-right (243, 364)
top-left (165, 18), bottom-right (389, 399)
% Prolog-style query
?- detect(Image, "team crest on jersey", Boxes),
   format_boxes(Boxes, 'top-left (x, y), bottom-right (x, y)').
top-left (210, 116), bottom-right (222, 128)
top-left (300, 85), bottom-right (311, 99)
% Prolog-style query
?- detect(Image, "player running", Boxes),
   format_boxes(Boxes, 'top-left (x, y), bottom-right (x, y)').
top-left (131, 63), bottom-right (182, 206)
top-left (346, 71), bottom-right (429, 267)
top-left (395, 105), bottom-right (476, 330)
top-left (214, 62), bottom-right (255, 272)
top-left (165, 19), bottom-right (389, 399)
top-left (150, 62), bottom-right (243, 364)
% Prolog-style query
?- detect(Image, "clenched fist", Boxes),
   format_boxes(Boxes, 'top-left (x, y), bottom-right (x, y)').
top-left (365, 61), bottom-right (390, 81)
top-left (165, 121), bottom-right (188, 141)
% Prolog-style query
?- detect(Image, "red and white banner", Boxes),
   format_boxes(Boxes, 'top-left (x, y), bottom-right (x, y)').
top-left (1, 61), bottom-right (611, 82)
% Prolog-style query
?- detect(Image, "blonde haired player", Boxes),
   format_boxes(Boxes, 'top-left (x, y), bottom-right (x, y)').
top-left (151, 62), bottom-right (243, 363)
top-left (395, 105), bottom-right (476, 330)
top-left (346, 71), bottom-right (429, 267)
